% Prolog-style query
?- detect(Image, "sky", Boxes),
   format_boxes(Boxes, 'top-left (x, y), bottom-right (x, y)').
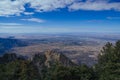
top-left (0, 0), bottom-right (120, 33)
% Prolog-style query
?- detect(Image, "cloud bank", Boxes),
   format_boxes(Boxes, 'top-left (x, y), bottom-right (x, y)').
top-left (21, 18), bottom-right (45, 23)
top-left (69, 1), bottom-right (120, 11)
top-left (0, 22), bottom-right (22, 26)
top-left (0, 0), bottom-right (120, 16)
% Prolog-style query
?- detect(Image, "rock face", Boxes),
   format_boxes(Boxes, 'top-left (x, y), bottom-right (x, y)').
top-left (31, 49), bottom-right (75, 79)
top-left (45, 49), bottom-right (75, 67)
top-left (32, 49), bottom-right (75, 68)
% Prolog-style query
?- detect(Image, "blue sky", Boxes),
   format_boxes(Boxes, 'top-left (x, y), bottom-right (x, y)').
top-left (0, 0), bottom-right (120, 33)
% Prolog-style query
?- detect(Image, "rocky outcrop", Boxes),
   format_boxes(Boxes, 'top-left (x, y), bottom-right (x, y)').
top-left (44, 49), bottom-right (75, 67)
top-left (32, 49), bottom-right (75, 68)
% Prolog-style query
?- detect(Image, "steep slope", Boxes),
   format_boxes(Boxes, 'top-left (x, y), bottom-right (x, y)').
top-left (32, 49), bottom-right (76, 71)
top-left (44, 49), bottom-right (76, 67)
top-left (31, 49), bottom-right (76, 79)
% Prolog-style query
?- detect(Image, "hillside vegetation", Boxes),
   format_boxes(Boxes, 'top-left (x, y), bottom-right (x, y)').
top-left (0, 41), bottom-right (120, 80)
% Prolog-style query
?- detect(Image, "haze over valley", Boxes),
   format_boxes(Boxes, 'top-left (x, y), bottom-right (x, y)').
top-left (0, 33), bottom-right (119, 66)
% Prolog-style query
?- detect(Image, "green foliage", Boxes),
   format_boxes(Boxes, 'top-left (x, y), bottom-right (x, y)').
top-left (44, 64), bottom-right (94, 80)
top-left (0, 53), bottom-right (17, 64)
top-left (96, 40), bottom-right (120, 80)
top-left (0, 60), bottom-right (40, 80)
top-left (32, 54), bottom-right (47, 80)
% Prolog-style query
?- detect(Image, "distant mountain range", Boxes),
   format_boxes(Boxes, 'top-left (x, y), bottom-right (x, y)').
top-left (0, 38), bottom-right (27, 55)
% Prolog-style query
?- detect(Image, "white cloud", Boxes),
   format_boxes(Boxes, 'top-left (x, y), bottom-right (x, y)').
top-left (107, 16), bottom-right (120, 20)
top-left (21, 18), bottom-right (45, 23)
top-left (0, 0), bottom-right (25, 16)
top-left (69, 1), bottom-right (120, 11)
top-left (0, 26), bottom-right (20, 29)
top-left (0, 0), bottom-right (120, 17)
top-left (87, 20), bottom-right (103, 23)
top-left (0, 23), bottom-right (22, 26)
top-left (24, 12), bottom-right (34, 15)
top-left (28, 0), bottom-right (74, 12)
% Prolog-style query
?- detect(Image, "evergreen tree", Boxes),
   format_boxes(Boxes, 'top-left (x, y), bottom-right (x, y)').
top-left (96, 41), bottom-right (120, 80)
